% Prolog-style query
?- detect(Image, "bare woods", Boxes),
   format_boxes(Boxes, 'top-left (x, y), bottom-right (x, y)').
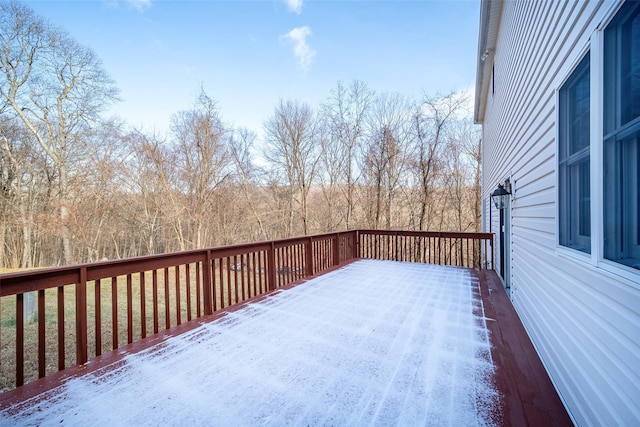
top-left (0, 1), bottom-right (481, 269)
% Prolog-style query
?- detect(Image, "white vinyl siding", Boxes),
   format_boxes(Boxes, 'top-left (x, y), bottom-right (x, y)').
top-left (478, 1), bottom-right (640, 426)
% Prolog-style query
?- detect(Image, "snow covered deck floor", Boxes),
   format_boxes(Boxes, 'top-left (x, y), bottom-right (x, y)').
top-left (0, 260), bottom-right (572, 426)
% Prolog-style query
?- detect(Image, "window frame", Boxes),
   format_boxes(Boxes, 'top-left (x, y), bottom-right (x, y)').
top-left (603, 0), bottom-right (640, 270)
top-left (558, 53), bottom-right (592, 254)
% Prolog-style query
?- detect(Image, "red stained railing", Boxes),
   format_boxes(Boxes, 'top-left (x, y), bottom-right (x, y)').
top-left (358, 230), bottom-right (494, 269)
top-left (0, 230), bottom-right (492, 391)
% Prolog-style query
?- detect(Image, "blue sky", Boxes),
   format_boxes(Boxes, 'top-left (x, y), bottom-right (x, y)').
top-left (23, 0), bottom-right (480, 137)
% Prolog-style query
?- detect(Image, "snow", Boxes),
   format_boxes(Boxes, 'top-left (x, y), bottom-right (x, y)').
top-left (1, 259), bottom-right (500, 426)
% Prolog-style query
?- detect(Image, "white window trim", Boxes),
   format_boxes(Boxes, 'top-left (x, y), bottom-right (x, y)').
top-left (596, 5), bottom-right (640, 283)
top-left (599, 258), bottom-right (640, 283)
top-left (590, 28), bottom-right (604, 266)
top-left (555, 43), bottom-right (592, 255)
top-left (555, 20), bottom-right (640, 285)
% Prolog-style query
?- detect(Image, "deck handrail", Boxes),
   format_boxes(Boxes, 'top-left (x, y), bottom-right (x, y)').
top-left (358, 230), bottom-right (494, 269)
top-left (0, 230), bottom-right (493, 392)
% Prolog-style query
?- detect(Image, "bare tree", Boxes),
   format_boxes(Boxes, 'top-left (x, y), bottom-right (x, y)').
top-left (0, 117), bottom-right (53, 268)
top-left (442, 117), bottom-right (481, 233)
top-left (0, 25), bottom-right (485, 269)
top-left (136, 131), bottom-right (190, 251)
top-left (316, 117), bottom-right (341, 231)
top-left (320, 80), bottom-right (373, 229)
top-left (170, 88), bottom-right (231, 248)
top-left (0, 1), bottom-right (119, 264)
top-left (122, 130), bottom-right (167, 255)
top-left (229, 127), bottom-right (269, 241)
top-left (0, 115), bottom-right (56, 321)
top-left (410, 91), bottom-right (469, 230)
top-left (469, 135), bottom-right (482, 233)
top-left (362, 93), bottom-right (413, 229)
top-left (453, 116), bottom-right (482, 232)
top-left (264, 99), bottom-right (321, 236)
top-left (72, 119), bottom-right (129, 261)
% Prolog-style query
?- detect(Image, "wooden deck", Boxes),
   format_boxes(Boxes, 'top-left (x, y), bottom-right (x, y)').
top-left (0, 260), bottom-right (572, 426)
top-left (474, 269), bottom-right (573, 426)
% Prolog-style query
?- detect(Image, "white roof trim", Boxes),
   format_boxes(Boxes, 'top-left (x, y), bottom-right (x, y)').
top-left (474, 0), bottom-right (503, 124)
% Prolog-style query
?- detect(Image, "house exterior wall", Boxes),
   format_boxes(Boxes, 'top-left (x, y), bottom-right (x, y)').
top-left (475, 1), bottom-right (640, 425)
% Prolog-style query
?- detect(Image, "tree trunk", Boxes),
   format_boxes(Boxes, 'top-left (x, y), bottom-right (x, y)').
top-left (20, 207), bottom-right (33, 269)
top-left (60, 204), bottom-right (72, 265)
top-left (0, 217), bottom-right (5, 268)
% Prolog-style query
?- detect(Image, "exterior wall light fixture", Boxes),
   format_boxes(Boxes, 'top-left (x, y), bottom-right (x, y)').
top-left (491, 182), bottom-right (511, 210)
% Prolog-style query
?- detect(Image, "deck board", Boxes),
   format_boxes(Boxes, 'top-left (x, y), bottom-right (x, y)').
top-left (1, 260), bottom-right (572, 426)
top-left (475, 269), bottom-right (573, 426)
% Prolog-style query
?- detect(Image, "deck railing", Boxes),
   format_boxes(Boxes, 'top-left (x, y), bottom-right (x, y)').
top-left (358, 230), bottom-right (494, 269)
top-left (0, 230), bottom-right (492, 392)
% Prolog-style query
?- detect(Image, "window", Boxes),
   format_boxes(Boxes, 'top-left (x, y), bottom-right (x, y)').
top-left (492, 64), bottom-right (495, 96)
top-left (604, 1), bottom-right (640, 269)
top-left (559, 53), bottom-right (591, 253)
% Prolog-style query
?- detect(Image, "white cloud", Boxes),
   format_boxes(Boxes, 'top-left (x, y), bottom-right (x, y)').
top-left (103, 0), bottom-right (152, 12)
top-left (103, 0), bottom-right (119, 9)
top-left (281, 26), bottom-right (316, 71)
top-left (127, 0), bottom-right (152, 12)
top-left (284, 0), bottom-right (303, 15)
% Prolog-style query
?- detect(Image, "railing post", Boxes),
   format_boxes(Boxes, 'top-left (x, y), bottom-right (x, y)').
top-left (354, 230), bottom-right (360, 259)
top-left (393, 232), bottom-right (397, 261)
top-left (203, 250), bottom-right (213, 315)
top-left (267, 242), bottom-right (276, 291)
top-left (305, 237), bottom-right (313, 277)
top-left (127, 274), bottom-right (133, 343)
top-left (490, 234), bottom-right (495, 270)
top-left (76, 266), bottom-right (88, 365)
top-left (37, 289), bottom-right (44, 377)
top-left (333, 233), bottom-right (341, 266)
top-left (16, 292), bottom-right (24, 386)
